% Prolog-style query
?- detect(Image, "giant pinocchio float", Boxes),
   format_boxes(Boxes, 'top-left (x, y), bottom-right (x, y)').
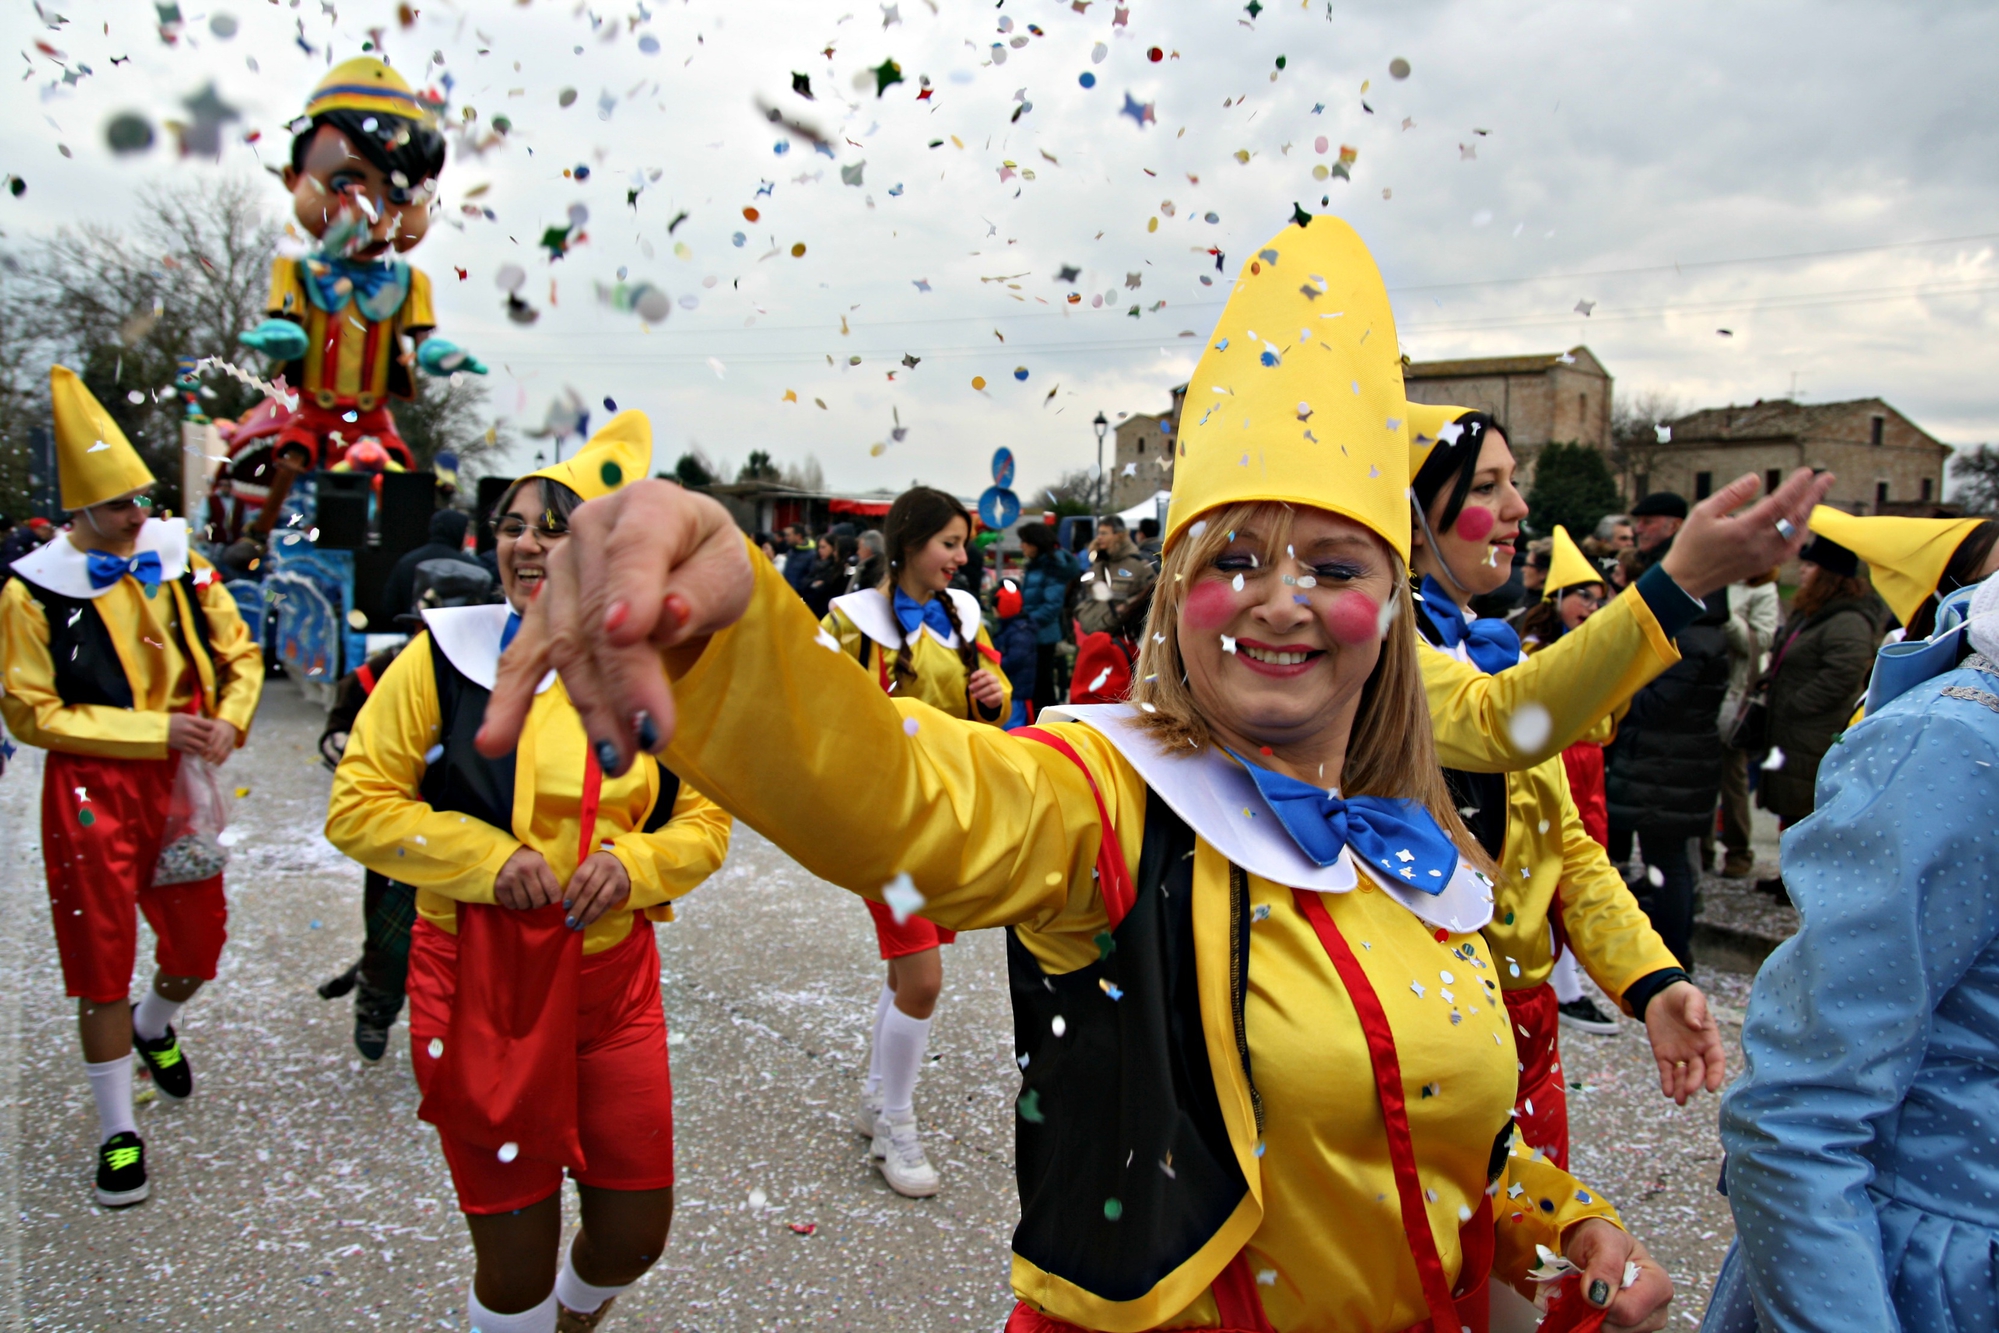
top-left (238, 57), bottom-right (484, 471)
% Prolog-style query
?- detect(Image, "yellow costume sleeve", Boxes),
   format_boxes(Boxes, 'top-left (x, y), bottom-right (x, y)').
top-left (1549, 766), bottom-right (1680, 1007)
top-left (1492, 1138), bottom-right (1624, 1293)
top-left (664, 543), bottom-right (1126, 963)
top-left (0, 578), bottom-right (170, 758)
top-left (976, 622), bottom-right (1014, 723)
top-left (819, 604), bottom-right (871, 670)
top-left (611, 781), bottom-right (733, 918)
top-left (266, 255), bottom-right (305, 318)
top-left (1425, 585), bottom-right (1680, 773)
top-left (402, 265), bottom-right (436, 331)
top-left (192, 557), bottom-right (263, 741)
top-left (324, 635), bottom-right (519, 903)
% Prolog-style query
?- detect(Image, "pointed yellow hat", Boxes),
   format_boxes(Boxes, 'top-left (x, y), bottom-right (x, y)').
top-left (1165, 216), bottom-right (1412, 559)
top-left (52, 366), bottom-right (155, 512)
top-left (306, 56), bottom-right (436, 127)
top-left (1405, 401), bottom-right (1472, 479)
top-left (1808, 505), bottom-right (1985, 626)
top-left (1544, 524), bottom-right (1602, 597)
top-left (525, 410), bottom-right (652, 504)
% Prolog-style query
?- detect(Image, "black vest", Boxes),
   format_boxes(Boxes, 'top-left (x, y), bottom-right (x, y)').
top-left (31, 571), bottom-right (218, 710)
top-left (418, 636), bottom-right (682, 836)
top-left (1412, 595), bottom-right (1508, 860)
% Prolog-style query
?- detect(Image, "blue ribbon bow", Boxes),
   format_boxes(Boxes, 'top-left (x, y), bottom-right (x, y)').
top-left (308, 259), bottom-right (408, 316)
top-left (1230, 750), bottom-right (1462, 894)
top-left (1418, 575), bottom-right (1521, 676)
top-left (87, 549), bottom-right (163, 593)
top-left (892, 588), bottom-right (958, 641)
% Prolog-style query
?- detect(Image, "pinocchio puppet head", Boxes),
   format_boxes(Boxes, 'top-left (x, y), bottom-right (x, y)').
top-left (283, 57), bottom-right (446, 262)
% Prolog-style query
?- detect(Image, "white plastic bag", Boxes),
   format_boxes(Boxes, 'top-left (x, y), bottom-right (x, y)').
top-left (152, 756), bottom-right (234, 886)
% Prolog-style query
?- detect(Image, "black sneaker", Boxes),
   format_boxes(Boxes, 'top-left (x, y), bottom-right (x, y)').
top-left (354, 1016), bottom-right (391, 1063)
top-left (95, 1131), bottom-right (150, 1208)
top-left (1557, 996), bottom-right (1621, 1036)
top-left (132, 1024), bottom-right (193, 1101)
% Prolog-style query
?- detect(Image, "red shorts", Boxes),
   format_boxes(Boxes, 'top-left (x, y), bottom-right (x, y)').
top-left (408, 915), bottom-right (675, 1214)
top-left (1503, 981), bottom-right (1569, 1170)
top-left (866, 898), bottom-right (956, 960)
top-left (42, 750), bottom-right (229, 1004)
top-left (276, 401), bottom-right (414, 470)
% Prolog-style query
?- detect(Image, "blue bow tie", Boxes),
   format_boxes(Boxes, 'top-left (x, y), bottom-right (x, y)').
top-left (87, 549), bottom-right (163, 593)
top-left (309, 259), bottom-right (406, 314)
top-left (1230, 750), bottom-right (1462, 894)
top-left (892, 588), bottom-right (958, 641)
top-left (500, 610), bottom-right (523, 653)
top-left (1418, 575), bottom-right (1521, 676)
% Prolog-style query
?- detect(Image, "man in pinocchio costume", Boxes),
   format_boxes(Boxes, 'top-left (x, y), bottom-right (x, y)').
top-left (238, 57), bottom-right (485, 469)
top-left (0, 369), bottom-right (263, 1209)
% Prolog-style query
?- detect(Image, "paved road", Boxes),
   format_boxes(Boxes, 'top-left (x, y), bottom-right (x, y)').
top-left (0, 684), bottom-right (1743, 1330)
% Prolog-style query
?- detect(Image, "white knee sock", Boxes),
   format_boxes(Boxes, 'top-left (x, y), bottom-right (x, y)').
top-left (1550, 947), bottom-right (1584, 1005)
top-left (878, 1005), bottom-right (932, 1118)
top-left (467, 1285), bottom-right (557, 1333)
top-left (133, 992), bottom-right (185, 1042)
top-left (554, 1258), bottom-right (630, 1316)
top-left (85, 1055), bottom-right (137, 1144)
top-left (863, 984), bottom-right (894, 1098)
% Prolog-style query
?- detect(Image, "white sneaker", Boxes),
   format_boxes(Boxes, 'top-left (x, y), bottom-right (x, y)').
top-left (856, 1087), bottom-right (885, 1145)
top-left (872, 1111), bottom-right (940, 1197)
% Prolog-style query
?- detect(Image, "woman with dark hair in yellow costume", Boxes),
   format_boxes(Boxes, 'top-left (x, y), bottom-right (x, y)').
top-left (473, 219), bottom-right (1761, 1332)
top-left (326, 415), bottom-right (730, 1333)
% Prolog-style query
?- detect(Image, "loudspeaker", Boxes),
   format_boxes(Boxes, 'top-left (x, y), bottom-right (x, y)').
top-left (378, 471), bottom-right (438, 559)
top-left (475, 475), bottom-right (512, 553)
top-left (314, 471), bottom-right (371, 550)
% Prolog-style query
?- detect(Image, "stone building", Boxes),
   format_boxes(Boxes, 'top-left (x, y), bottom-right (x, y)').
top-left (1401, 346), bottom-right (1613, 488)
top-left (1645, 398), bottom-right (1952, 516)
top-left (1107, 383), bottom-right (1186, 513)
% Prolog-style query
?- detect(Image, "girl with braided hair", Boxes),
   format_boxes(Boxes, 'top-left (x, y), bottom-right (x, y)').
top-left (819, 485), bottom-right (1010, 1197)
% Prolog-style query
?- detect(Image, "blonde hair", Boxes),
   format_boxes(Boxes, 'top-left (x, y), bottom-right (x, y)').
top-left (1130, 501), bottom-right (1491, 874)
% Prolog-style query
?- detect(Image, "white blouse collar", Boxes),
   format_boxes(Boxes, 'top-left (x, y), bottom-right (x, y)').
top-left (8, 518), bottom-right (190, 601)
top-left (829, 587), bottom-right (983, 652)
top-left (421, 604), bottom-right (556, 695)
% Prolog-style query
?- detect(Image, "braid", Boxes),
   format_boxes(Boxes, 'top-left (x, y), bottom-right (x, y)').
top-left (887, 588), bottom-right (916, 687)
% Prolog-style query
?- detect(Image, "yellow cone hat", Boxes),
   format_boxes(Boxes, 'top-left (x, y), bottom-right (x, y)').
top-left (306, 56), bottom-right (436, 127)
top-left (1808, 506), bottom-right (1985, 626)
top-left (1165, 216), bottom-right (1412, 559)
top-left (525, 410), bottom-right (652, 504)
top-left (1544, 525), bottom-right (1602, 598)
top-left (51, 366), bottom-right (155, 511)
top-left (1405, 401), bottom-right (1472, 479)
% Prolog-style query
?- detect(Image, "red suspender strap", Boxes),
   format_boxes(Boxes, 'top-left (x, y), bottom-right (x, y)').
top-left (878, 641), bottom-right (892, 694)
top-left (976, 640), bottom-right (1003, 664)
top-left (1292, 888), bottom-right (1465, 1333)
top-left (577, 743), bottom-right (604, 870)
top-left (1209, 1251), bottom-right (1279, 1332)
top-left (355, 662), bottom-right (378, 695)
top-left (361, 315), bottom-right (385, 400)
top-left (1013, 726), bottom-right (1135, 931)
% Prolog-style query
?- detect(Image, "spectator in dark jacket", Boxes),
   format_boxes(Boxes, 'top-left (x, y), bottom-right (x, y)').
top-left (802, 534), bottom-right (854, 620)
top-left (852, 529), bottom-right (886, 594)
top-left (780, 523), bottom-right (817, 594)
top-left (1605, 544), bottom-right (1733, 970)
top-left (1754, 537), bottom-right (1884, 897)
top-left (1017, 522), bottom-right (1080, 713)
top-left (380, 509), bottom-right (480, 624)
top-left (992, 578), bottom-right (1038, 729)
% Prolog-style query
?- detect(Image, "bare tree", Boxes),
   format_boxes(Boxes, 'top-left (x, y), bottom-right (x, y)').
top-left (779, 453), bottom-right (825, 491)
top-left (388, 373), bottom-right (513, 478)
top-left (1031, 465), bottom-right (1100, 516)
top-left (1950, 443), bottom-right (1999, 516)
top-left (1609, 388), bottom-right (1683, 501)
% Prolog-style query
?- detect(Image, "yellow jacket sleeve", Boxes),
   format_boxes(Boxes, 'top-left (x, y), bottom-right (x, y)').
top-left (0, 577), bottom-right (170, 758)
top-left (192, 558), bottom-right (263, 740)
top-left (975, 622), bottom-right (1014, 725)
top-left (610, 781), bottom-right (733, 918)
top-left (1492, 1138), bottom-right (1624, 1294)
top-left (664, 543), bottom-right (1125, 955)
top-left (402, 265), bottom-right (436, 331)
top-left (1550, 765), bottom-right (1681, 1007)
top-left (1425, 584), bottom-right (1680, 774)
top-left (324, 635), bottom-right (520, 902)
top-left (266, 255), bottom-right (304, 318)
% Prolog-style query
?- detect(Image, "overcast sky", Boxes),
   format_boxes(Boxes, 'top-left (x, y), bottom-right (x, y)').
top-left (7, 0), bottom-right (1996, 501)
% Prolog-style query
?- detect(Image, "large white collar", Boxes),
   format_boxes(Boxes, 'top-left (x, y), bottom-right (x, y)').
top-left (1042, 703), bottom-right (1495, 934)
top-left (8, 518), bottom-right (190, 600)
top-left (422, 604), bottom-right (556, 695)
top-left (829, 586), bottom-right (983, 651)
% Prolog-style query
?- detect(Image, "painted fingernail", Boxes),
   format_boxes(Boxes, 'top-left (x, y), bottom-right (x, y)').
top-left (562, 899), bottom-right (572, 911)
top-left (565, 916), bottom-right (578, 930)
top-left (633, 710), bottom-right (660, 752)
top-left (662, 592), bottom-right (691, 628)
top-left (1588, 1279), bottom-right (1610, 1306)
top-left (604, 600), bottom-right (630, 632)
top-left (593, 738), bottom-right (621, 774)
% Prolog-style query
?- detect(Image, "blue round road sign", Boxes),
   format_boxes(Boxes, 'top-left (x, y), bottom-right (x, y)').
top-left (991, 447), bottom-right (1016, 488)
top-left (978, 486), bottom-right (1021, 531)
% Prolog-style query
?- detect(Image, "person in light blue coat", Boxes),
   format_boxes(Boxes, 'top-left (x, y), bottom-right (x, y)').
top-left (1704, 571), bottom-right (1999, 1332)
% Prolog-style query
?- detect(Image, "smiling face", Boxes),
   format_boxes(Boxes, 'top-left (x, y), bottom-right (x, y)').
top-left (1172, 504), bottom-right (1400, 776)
top-left (495, 481), bottom-right (570, 613)
top-left (284, 123), bottom-right (433, 260)
top-left (1412, 428), bottom-right (1529, 598)
top-left (897, 515), bottom-right (970, 597)
top-left (1557, 583), bottom-right (1606, 631)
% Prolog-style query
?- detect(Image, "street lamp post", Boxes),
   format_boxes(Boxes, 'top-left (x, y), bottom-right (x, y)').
top-left (1092, 411), bottom-right (1109, 518)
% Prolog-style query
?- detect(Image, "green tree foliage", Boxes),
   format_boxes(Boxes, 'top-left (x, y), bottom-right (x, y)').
top-left (672, 451), bottom-right (716, 488)
top-left (1527, 442), bottom-right (1624, 541)
top-left (737, 449), bottom-right (781, 482)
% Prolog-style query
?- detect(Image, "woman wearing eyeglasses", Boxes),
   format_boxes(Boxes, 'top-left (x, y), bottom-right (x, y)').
top-left (326, 415), bottom-right (731, 1333)
top-left (1404, 404), bottom-right (1723, 1177)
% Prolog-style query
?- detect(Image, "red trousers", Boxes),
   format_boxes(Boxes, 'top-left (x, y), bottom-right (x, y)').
top-left (867, 897), bottom-right (957, 959)
top-left (1503, 981), bottom-right (1570, 1169)
top-left (41, 750), bottom-right (228, 1003)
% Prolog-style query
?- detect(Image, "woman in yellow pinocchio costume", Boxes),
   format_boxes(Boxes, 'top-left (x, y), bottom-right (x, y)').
top-left (480, 219), bottom-right (1678, 1332)
top-left (325, 414), bottom-right (730, 1333)
top-left (819, 485), bottom-right (1010, 1199)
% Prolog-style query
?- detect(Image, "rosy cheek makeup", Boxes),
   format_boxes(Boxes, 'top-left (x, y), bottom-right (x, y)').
top-left (1322, 589), bottom-right (1381, 646)
top-left (1182, 579), bottom-right (1239, 632)
top-left (1453, 506), bottom-right (1495, 543)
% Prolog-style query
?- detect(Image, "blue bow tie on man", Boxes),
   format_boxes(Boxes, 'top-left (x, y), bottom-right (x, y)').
top-left (87, 548), bottom-right (163, 594)
top-left (1230, 751), bottom-right (1461, 893)
top-left (892, 588), bottom-right (959, 641)
top-left (1418, 575), bottom-right (1521, 676)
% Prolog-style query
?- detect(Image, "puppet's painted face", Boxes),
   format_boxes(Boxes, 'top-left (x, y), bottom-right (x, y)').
top-left (282, 123), bottom-right (435, 260)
